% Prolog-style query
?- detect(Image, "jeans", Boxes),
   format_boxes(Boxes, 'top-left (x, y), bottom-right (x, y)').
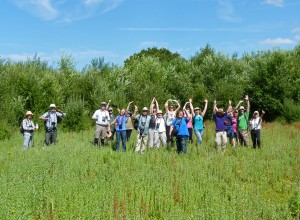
top-left (194, 129), bottom-right (204, 144)
top-left (23, 132), bottom-right (34, 149)
top-left (176, 136), bottom-right (188, 154)
top-left (116, 130), bottom-right (126, 152)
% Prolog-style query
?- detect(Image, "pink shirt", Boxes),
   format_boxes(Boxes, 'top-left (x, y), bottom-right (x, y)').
top-left (232, 116), bottom-right (237, 133)
top-left (187, 117), bottom-right (193, 128)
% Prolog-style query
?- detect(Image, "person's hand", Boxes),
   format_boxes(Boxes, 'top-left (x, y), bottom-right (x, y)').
top-left (262, 110), bottom-right (265, 114)
top-left (245, 95), bottom-right (249, 101)
top-left (228, 100), bottom-right (232, 105)
top-left (129, 101), bottom-right (133, 105)
top-left (108, 100), bottom-right (111, 103)
top-left (204, 99), bottom-right (208, 103)
top-left (189, 98), bottom-right (192, 103)
top-left (239, 100), bottom-right (244, 104)
top-left (213, 100), bottom-right (216, 105)
top-left (134, 105), bottom-right (138, 112)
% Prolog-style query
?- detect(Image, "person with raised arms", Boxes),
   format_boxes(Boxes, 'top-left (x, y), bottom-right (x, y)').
top-left (183, 100), bottom-right (194, 143)
top-left (190, 98), bottom-right (208, 146)
top-left (133, 104), bottom-right (153, 154)
top-left (237, 95), bottom-right (250, 147)
top-left (148, 98), bottom-right (159, 148)
top-left (249, 110), bottom-right (265, 149)
top-left (153, 109), bottom-right (167, 148)
top-left (213, 100), bottom-right (230, 152)
top-left (169, 110), bottom-right (190, 154)
top-left (164, 99), bottom-right (180, 147)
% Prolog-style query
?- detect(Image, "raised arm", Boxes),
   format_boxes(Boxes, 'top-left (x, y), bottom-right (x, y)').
top-left (133, 105), bottom-right (138, 119)
top-left (245, 95), bottom-right (250, 112)
top-left (189, 98), bottom-right (195, 117)
top-left (155, 98), bottom-right (160, 111)
top-left (234, 100), bottom-right (244, 111)
top-left (150, 98), bottom-right (155, 115)
top-left (106, 100), bottom-right (111, 110)
top-left (213, 100), bottom-right (217, 115)
top-left (261, 110), bottom-right (265, 120)
top-left (202, 99), bottom-right (208, 116)
top-left (126, 101), bottom-right (133, 115)
top-left (227, 100), bottom-right (232, 113)
top-left (174, 100), bottom-right (181, 112)
top-left (164, 100), bottom-right (169, 113)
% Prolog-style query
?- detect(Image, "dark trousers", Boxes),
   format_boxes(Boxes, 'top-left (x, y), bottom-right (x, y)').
top-left (188, 127), bottom-right (193, 142)
top-left (166, 125), bottom-right (174, 147)
top-left (126, 129), bottom-right (132, 141)
top-left (45, 129), bottom-right (57, 145)
top-left (251, 129), bottom-right (261, 149)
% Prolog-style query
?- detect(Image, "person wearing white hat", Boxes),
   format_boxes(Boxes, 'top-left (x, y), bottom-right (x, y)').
top-left (153, 109), bottom-right (167, 148)
top-left (148, 98), bottom-right (159, 148)
top-left (92, 102), bottom-right (111, 146)
top-left (164, 99), bottom-right (180, 147)
top-left (133, 104), bottom-right (153, 153)
top-left (237, 95), bottom-right (250, 146)
top-left (39, 104), bottom-right (66, 145)
top-left (249, 110), bottom-right (265, 149)
top-left (22, 111), bottom-right (36, 149)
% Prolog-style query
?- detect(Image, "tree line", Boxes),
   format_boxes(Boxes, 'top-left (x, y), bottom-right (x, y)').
top-left (0, 44), bottom-right (299, 140)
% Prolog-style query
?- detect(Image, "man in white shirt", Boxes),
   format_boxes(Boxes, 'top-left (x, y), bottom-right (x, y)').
top-left (92, 102), bottom-right (111, 146)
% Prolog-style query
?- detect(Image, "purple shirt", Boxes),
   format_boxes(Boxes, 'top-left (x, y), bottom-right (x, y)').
top-left (213, 112), bottom-right (228, 131)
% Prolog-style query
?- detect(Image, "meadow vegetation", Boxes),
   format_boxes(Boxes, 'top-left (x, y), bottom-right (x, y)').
top-left (0, 122), bottom-right (299, 219)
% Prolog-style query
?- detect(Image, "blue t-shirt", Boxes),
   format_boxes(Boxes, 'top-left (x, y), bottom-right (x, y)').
top-left (213, 112), bottom-right (228, 131)
top-left (115, 115), bottom-right (126, 131)
top-left (171, 117), bottom-right (190, 137)
top-left (193, 115), bottom-right (204, 130)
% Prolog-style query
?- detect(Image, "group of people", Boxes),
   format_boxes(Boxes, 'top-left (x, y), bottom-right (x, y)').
top-left (21, 96), bottom-right (265, 154)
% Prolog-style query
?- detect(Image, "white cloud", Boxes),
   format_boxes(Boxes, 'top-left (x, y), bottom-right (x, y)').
top-left (217, 0), bottom-right (240, 22)
top-left (10, 0), bottom-right (123, 22)
top-left (292, 27), bottom-right (300, 33)
top-left (262, 0), bottom-right (284, 7)
top-left (295, 35), bottom-right (300, 41)
top-left (12, 0), bottom-right (58, 20)
top-left (259, 37), bottom-right (295, 45)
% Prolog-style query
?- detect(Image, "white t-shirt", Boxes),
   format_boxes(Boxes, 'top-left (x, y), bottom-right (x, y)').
top-left (155, 117), bottom-right (166, 133)
top-left (249, 117), bottom-right (262, 130)
top-left (166, 112), bottom-right (176, 126)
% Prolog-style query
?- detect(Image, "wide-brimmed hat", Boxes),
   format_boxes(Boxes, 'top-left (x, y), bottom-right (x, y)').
top-left (49, 104), bottom-right (56, 108)
top-left (101, 102), bottom-right (107, 106)
top-left (108, 107), bottom-right (113, 111)
top-left (253, 111), bottom-right (259, 114)
top-left (25, 111), bottom-right (33, 116)
top-left (239, 106), bottom-right (245, 110)
top-left (142, 107), bottom-right (148, 111)
top-left (157, 110), bottom-right (163, 114)
top-left (194, 107), bottom-right (201, 111)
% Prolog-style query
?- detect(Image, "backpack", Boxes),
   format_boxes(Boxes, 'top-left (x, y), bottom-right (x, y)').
top-left (20, 124), bottom-right (24, 134)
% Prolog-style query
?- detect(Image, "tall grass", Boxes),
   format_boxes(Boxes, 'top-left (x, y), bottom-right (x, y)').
top-left (0, 122), bottom-right (299, 219)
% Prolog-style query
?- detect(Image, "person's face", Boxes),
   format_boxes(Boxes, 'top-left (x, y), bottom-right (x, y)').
top-left (143, 110), bottom-right (148, 115)
top-left (50, 107), bottom-right (56, 112)
top-left (234, 111), bottom-right (239, 117)
top-left (120, 109), bottom-right (125, 115)
top-left (253, 113), bottom-right (259, 118)
top-left (157, 113), bottom-right (162, 118)
top-left (27, 114), bottom-right (33, 119)
top-left (240, 109), bottom-right (244, 114)
top-left (153, 109), bottom-right (157, 113)
top-left (109, 110), bottom-right (113, 115)
top-left (186, 108), bottom-right (190, 113)
top-left (195, 109), bottom-right (200, 114)
top-left (101, 105), bottom-right (106, 110)
top-left (217, 111), bottom-right (223, 117)
top-left (170, 106), bottom-right (174, 111)
top-left (178, 111), bottom-right (184, 118)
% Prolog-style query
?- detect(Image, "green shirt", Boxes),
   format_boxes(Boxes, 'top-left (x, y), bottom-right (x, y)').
top-left (238, 112), bottom-right (249, 130)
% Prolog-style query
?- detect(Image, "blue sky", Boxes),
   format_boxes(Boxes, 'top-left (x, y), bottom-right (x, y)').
top-left (1, 0), bottom-right (300, 69)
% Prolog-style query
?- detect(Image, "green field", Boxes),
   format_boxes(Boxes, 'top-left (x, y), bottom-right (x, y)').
top-left (0, 122), bottom-right (299, 219)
